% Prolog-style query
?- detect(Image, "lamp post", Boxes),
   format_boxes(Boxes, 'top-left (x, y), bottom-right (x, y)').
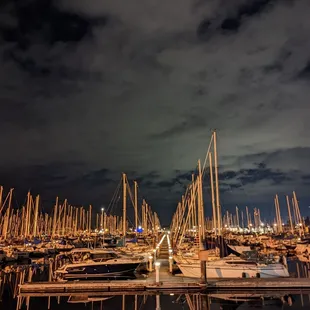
top-left (169, 256), bottom-right (173, 273)
top-left (101, 208), bottom-right (104, 231)
top-left (155, 262), bottom-right (161, 284)
top-left (148, 256), bottom-right (153, 272)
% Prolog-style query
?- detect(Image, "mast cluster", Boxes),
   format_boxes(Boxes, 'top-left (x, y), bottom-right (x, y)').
top-left (0, 173), bottom-right (161, 241)
top-left (169, 131), bottom-right (307, 246)
top-left (170, 131), bottom-right (222, 246)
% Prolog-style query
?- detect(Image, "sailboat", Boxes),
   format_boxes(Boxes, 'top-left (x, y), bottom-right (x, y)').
top-left (174, 132), bottom-right (289, 279)
top-left (177, 252), bottom-right (289, 278)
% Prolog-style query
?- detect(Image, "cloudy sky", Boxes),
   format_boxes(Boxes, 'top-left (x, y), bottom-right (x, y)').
top-left (0, 0), bottom-right (310, 224)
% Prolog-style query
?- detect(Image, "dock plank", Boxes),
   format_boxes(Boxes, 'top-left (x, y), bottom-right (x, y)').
top-left (18, 277), bottom-right (310, 297)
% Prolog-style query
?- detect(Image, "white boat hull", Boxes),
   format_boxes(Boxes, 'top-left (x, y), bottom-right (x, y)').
top-left (178, 262), bottom-right (289, 278)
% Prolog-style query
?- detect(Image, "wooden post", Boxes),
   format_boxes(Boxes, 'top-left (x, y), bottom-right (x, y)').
top-left (199, 251), bottom-right (208, 284)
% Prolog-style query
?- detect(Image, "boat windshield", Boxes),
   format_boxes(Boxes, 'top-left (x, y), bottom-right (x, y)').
top-left (240, 250), bottom-right (278, 264)
top-left (240, 251), bottom-right (259, 261)
top-left (90, 252), bottom-right (118, 260)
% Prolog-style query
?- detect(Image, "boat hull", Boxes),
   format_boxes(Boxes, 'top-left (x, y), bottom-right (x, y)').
top-left (57, 262), bottom-right (141, 281)
top-left (177, 263), bottom-right (289, 279)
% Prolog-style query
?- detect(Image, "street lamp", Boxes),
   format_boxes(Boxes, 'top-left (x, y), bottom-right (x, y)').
top-left (100, 208), bottom-right (104, 231)
top-left (155, 262), bottom-right (161, 284)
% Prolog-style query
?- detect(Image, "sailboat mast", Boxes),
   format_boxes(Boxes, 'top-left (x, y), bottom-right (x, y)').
top-left (122, 173), bottom-right (127, 237)
top-left (33, 195), bottom-right (39, 237)
top-left (286, 195), bottom-right (294, 234)
top-left (198, 159), bottom-right (205, 242)
top-left (0, 186), bottom-right (3, 211)
top-left (134, 181), bottom-right (138, 233)
top-left (213, 131), bottom-right (221, 234)
top-left (209, 152), bottom-right (217, 235)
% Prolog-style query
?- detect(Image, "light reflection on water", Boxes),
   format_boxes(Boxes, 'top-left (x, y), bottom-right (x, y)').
top-left (2, 293), bottom-right (310, 310)
top-left (1, 259), bottom-right (310, 309)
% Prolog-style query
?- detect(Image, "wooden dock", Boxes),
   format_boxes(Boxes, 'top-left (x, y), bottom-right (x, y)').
top-left (18, 277), bottom-right (310, 297)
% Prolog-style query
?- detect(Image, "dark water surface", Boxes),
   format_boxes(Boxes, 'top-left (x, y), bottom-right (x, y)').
top-left (2, 292), bottom-right (310, 310)
top-left (1, 259), bottom-right (310, 309)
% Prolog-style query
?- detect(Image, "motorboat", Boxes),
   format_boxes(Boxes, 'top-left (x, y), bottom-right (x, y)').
top-left (55, 249), bottom-right (143, 280)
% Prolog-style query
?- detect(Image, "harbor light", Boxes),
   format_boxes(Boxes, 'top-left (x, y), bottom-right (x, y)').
top-left (169, 256), bottom-right (173, 273)
top-left (148, 256), bottom-right (153, 271)
top-left (155, 262), bottom-right (161, 283)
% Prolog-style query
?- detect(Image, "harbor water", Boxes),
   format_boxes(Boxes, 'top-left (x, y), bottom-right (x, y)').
top-left (1, 259), bottom-right (310, 309)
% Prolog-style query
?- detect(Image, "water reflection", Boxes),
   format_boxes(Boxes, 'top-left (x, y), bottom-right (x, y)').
top-left (2, 292), bottom-right (310, 310)
top-left (1, 259), bottom-right (310, 309)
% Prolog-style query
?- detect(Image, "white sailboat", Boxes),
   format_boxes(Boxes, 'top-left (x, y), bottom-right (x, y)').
top-left (177, 254), bottom-right (289, 278)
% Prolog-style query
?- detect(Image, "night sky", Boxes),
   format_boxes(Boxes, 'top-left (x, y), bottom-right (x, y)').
top-left (1, 0), bottom-right (310, 224)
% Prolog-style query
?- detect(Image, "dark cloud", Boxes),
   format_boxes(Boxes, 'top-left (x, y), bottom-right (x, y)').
top-left (198, 0), bottom-right (276, 39)
top-left (0, 0), bottom-right (310, 224)
top-left (298, 61), bottom-right (310, 79)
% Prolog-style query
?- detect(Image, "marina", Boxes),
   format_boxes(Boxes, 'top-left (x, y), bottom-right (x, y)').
top-left (1, 132), bottom-right (310, 310)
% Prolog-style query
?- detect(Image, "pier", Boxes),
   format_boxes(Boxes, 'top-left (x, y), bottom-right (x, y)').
top-left (18, 278), bottom-right (310, 297)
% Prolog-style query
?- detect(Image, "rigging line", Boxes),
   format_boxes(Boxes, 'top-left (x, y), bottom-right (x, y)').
top-left (136, 197), bottom-right (142, 225)
top-left (126, 214), bottom-right (135, 227)
top-left (135, 186), bottom-right (144, 224)
top-left (0, 189), bottom-right (13, 215)
top-left (125, 175), bottom-right (135, 208)
top-left (109, 194), bottom-right (121, 215)
top-left (106, 177), bottom-right (122, 213)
